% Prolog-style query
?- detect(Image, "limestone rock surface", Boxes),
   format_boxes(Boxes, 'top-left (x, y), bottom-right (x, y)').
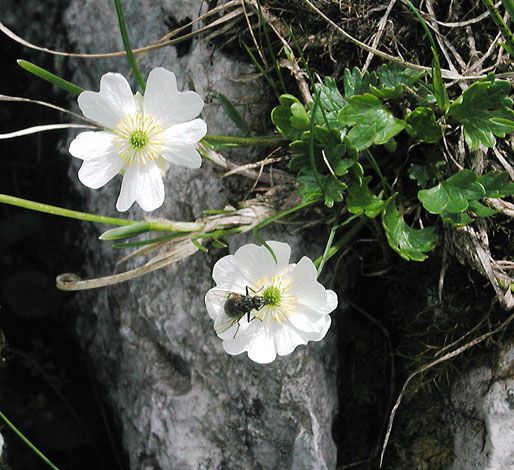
top-left (60, 1), bottom-right (339, 469)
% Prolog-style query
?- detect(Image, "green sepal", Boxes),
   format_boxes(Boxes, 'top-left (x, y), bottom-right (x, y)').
top-left (99, 222), bottom-right (152, 241)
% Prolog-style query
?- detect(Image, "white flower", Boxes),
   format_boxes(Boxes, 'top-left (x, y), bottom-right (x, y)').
top-left (205, 241), bottom-right (337, 364)
top-left (69, 68), bottom-right (207, 212)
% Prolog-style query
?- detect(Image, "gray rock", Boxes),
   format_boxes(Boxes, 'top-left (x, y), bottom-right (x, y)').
top-left (448, 346), bottom-right (514, 470)
top-left (60, 1), bottom-right (338, 469)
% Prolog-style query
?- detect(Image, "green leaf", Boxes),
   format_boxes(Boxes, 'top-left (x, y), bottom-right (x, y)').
top-left (347, 176), bottom-right (384, 217)
top-left (338, 94), bottom-right (406, 150)
top-left (478, 171), bottom-right (514, 197)
top-left (431, 48), bottom-right (450, 112)
top-left (468, 200), bottom-right (500, 217)
top-left (343, 67), bottom-right (377, 98)
top-left (405, 107), bottom-right (443, 143)
top-left (382, 195), bottom-right (438, 261)
top-left (418, 169), bottom-right (486, 214)
top-left (217, 92), bottom-right (250, 135)
top-left (17, 60), bottom-right (84, 95)
top-left (370, 63), bottom-right (425, 99)
top-left (324, 176), bottom-right (347, 208)
top-left (313, 77), bottom-right (347, 129)
top-left (440, 210), bottom-right (474, 226)
top-left (448, 79), bottom-right (514, 150)
top-left (271, 95), bottom-right (310, 140)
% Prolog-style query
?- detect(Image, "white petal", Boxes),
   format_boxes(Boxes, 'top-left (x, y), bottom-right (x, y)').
top-left (69, 131), bottom-right (116, 160)
top-left (245, 325), bottom-right (277, 364)
top-left (116, 162), bottom-right (165, 212)
top-left (161, 145), bottom-right (202, 169)
top-left (143, 68), bottom-right (204, 128)
top-left (78, 154), bottom-right (124, 189)
top-left (274, 323), bottom-right (308, 356)
top-left (233, 241), bottom-right (292, 283)
top-left (287, 257), bottom-right (329, 309)
top-left (78, 73), bottom-right (135, 129)
top-left (211, 256), bottom-right (254, 292)
top-left (161, 119), bottom-right (207, 146)
top-left (288, 305), bottom-right (332, 334)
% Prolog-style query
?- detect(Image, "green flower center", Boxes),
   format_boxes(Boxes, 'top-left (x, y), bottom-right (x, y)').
top-left (130, 129), bottom-right (149, 148)
top-left (254, 275), bottom-right (295, 324)
top-left (262, 285), bottom-right (281, 306)
top-left (113, 112), bottom-right (164, 165)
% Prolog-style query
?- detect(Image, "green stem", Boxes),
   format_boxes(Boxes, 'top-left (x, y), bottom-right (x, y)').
top-left (481, 0), bottom-right (514, 55)
top-left (252, 197), bottom-right (322, 262)
top-left (308, 92), bottom-right (323, 190)
top-left (314, 216), bottom-right (367, 267)
top-left (114, 0), bottom-right (146, 91)
top-left (17, 60), bottom-right (84, 96)
top-left (502, 0), bottom-right (514, 20)
top-left (203, 134), bottom-right (286, 146)
top-left (0, 410), bottom-right (61, 470)
top-left (0, 194), bottom-right (137, 226)
top-left (365, 150), bottom-right (393, 193)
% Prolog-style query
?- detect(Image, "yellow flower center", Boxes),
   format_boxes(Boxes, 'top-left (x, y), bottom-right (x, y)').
top-left (113, 113), bottom-right (164, 165)
top-left (254, 275), bottom-right (295, 323)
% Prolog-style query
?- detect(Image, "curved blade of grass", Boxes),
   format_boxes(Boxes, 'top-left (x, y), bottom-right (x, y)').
top-left (113, 0), bottom-right (146, 91)
top-left (309, 91), bottom-right (323, 189)
top-left (0, 123), bottom-right (94, 139)
top-left (17, 60), bottom-right (84, 95)
top-left (255, 0), bottom-right (286, 94)
top-left (242, 42), bottom-right (280, 100)
top-left (401, 0), bottom-right (449, 112)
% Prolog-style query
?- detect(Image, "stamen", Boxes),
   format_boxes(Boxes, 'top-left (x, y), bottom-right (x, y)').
top-left (255, 275), bottom-right (295, 323)
top-left (113, 112), bottom-right (164, 165)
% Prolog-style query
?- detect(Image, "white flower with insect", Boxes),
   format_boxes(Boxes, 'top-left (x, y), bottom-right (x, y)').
top-left (69, 67), bottom-right (207, 212)
top-left (205, 241), bottom-right (337, 364)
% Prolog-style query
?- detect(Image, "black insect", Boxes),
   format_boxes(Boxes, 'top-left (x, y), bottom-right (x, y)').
top-left (215, 286), bottom-right (271, 336)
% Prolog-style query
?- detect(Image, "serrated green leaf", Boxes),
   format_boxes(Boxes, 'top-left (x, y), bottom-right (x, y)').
top-left (324, 176), bottom-right (347, 208)
top-left (377, 63), bottom-right (425, 88)
top-left (343, 67), bottom-right (377, 98)
top-left (313, 77), bottom-right (347, 129)
top-left (448, 79), bottom-right (514, 150)
top-left (382, 195), bottom-right (437, 261)
top-left (369, 84), bottom-right (403, 100)
top-left (338, 94), bottom-right (406, 150)
top-left (405, 107), bottom-right (443, 143)
top-left (347, 176), bottom-right (384, 218)
top-left (478, 171), bottom-right (514, 197)
top-left (418, 169), bottom-right (486, 214)
top-left (369, 63), bottom-right (425, 99)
